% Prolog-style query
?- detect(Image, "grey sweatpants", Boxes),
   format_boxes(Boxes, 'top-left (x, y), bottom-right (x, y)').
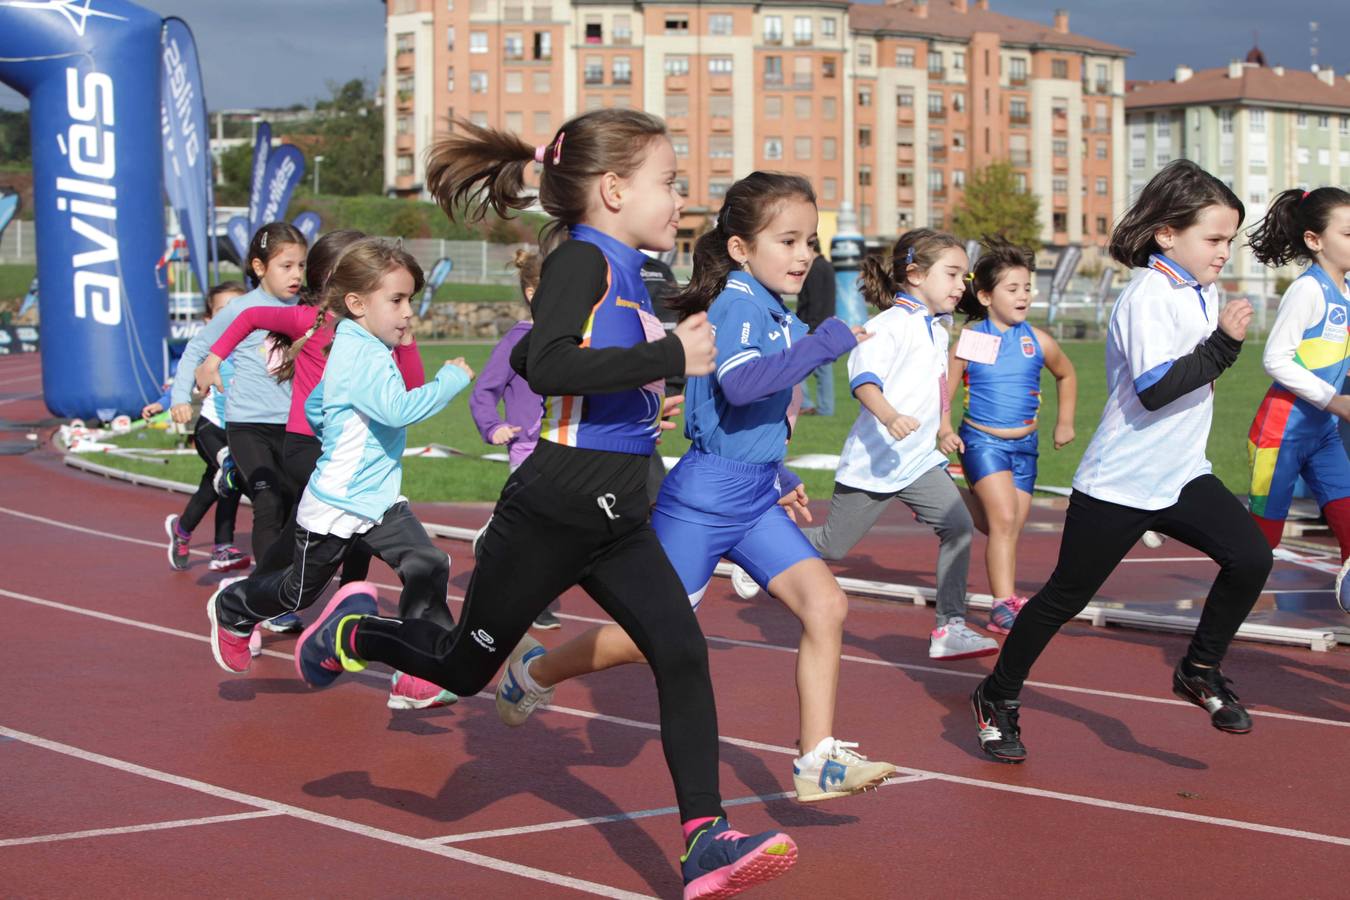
top-left (803, 465), bottom-right (973, 625)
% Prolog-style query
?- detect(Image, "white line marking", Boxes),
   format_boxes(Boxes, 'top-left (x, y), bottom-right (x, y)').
top-left (0, 811), bottom-right (283, 848)
top-left (2, 588), bottom-right (1349, 850)
top-left (434, 775), bottom-right (934, 844)
top-left (0, 726), bottom-right (653, 899)
top-left (2, 504), bottom-right (1346, 730)
top-left (0, 391), bottom-right (41, 407)
top-left (0, 372), bottom-right (40, 387)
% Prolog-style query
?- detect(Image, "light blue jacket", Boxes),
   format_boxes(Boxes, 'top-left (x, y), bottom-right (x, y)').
top-left (304, 319), bottom-right (470, 520)
top-left (171, 286), bottom-right (295, 424)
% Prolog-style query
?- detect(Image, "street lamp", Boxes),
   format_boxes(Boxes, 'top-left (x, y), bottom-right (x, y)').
top-left (313, 155), bottom-right (325, 195)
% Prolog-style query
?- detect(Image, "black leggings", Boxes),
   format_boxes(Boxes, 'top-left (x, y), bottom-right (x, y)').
top-left (252, 432), bottom-right (373, 584)
top-left (352, 462), bottom-right (725, 823)
top-left (179, 419), bottom-right (240, 546)
top-left (226, 423), bottom-right (293, 562)
top-left (986, 474), bottom-right (1273, 701)
top-left (217, 501), bottom-right (453, 633)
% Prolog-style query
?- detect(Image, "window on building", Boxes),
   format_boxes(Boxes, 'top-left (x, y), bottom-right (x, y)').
top-left (533, 31), bottom-right (552, 60)
top-left (1053, 212), bottom-right (1068, 232)
top-left (584, 19), bottom-right (602, 44)
top-left (1296, 147), bottom-right (1310, 165)
top-left (952, 52), bottom-right (965, 71)
top-left (1318, 115), bottom-right (1330, 130)
top-left (953, 93), bottom-right (966, 113)
top-left (822, 57), bottom-right (837, 79)
top-left (396, 32), bottom-right (414, 53)
top-left (1250, 109), bottom-right (1265, 132)
top-left (823, 137), bottom-right (837, 160)
top-left (793, 55), bottom-right (813, 87)
top-left (397, 73), bottom-right (414, 95)
top-left (953, 169), bottom-right (966, 188)
top-left (505, 71), bottom-right (523, 93)
top-left (765, 96), bottom-right (782, 117)
top-left (928, 92), bottom-right (944, 115)
top-left (1052, 58), bottom-right (1068, 79)
top-left (504, 33), bottom-right (524, 59)
top-left (470, 111), bottom-right (488, 126)
top-left (397, 154), bottom-right (414, 175)
top-left (1014, 171), bottom-right (1028, 192)
top-left (795, 96), bottom-right (812, 119)
top-left (928, 169), bottom-right (945, 193)
top-left (764, 56), bottom-right (782, 85)
top-left (710, 179), bottom-right (732, 198)
top-left (612, 56), bottom-right (631, 84)
top-left (709, 13), bottom-right (733, 35)
top-left (822, 96), bottom-right (836, 119)
top-left (664, 15), bottom-right (689, 34)
top-left (1009, 56), bottom-right (1027, 84)
top-left (446, 67), bottom-right (455, 91)
top-left (674, 177), bottom-right (689, 196)
top-left (469, 71), bottom-right (487, 93)
top-left (1096, 177), bottom-right (1108, 195)
top-left (1010, 98), bottom-right (1028, 123)
top-left (859, 126), bottom-right (872, 148)
top-left (1095, 63), bottom-right (1108, 88)
top-left (505, 111), bottom-right (523, 132)
top-left (396, 114), bottom-right (411, 135)
top-left (470, 31), bottom-right (488, 53)
top-left (504, 3), bottom-right (523, 21)
top-left (858, 86), bottom-right (872, 107)
top-left (953, 131), bottom-right (966, 151)
top-left (709, 135), bottom-right (733, 158)
top-left (823, 177), bottom-right (837, 200)
top-left (764, 137), bottom-right (784, 160)
top-left (533, 111), bottom-right (550, 135)
top-left (794, 16), bottom-right (813, 44)
top-left (533, 71), bottom-right (551, 93)
top-left (857, 43), bottom-right (872, 67)
top-left (584, 56), bottom-right (604, 84)
top-left (1096, 140), bottom-right (1108, 159)
top-left (708, 56), bottom-right (733, 75)
top-left (446, 27), bottom-right (455, 50)
top-left (764, 15), bottom-right (782, 44)
top-left (1342, 116), bottom-right (1350, 135)
top-left (1096, 215), bottom-right (1108, 234)
top-left (665, 93), bottom-right (689, 117)
top-left (1053, 139), bottom-right (1068, 157)
top-left (671, 135), bottom-right (689, 155)
top-left (708, 94), bottom-right (733, 117)
top-left (928, 50), bottom-right (943, 76)
top-left (613, 15), bottom-right (631, 44)
top-left (1297, 112), bottom-right (1308, 128)
top-left (823, 17), bottom-right (837, 38)
top-left (896, 48), bottom-right (915, 68)
top-left (665, 55), bottom-right (689, 77)
top-left (897, 88), bottom-right (914, 107)
top-left (859, 166), bottom-right (872, 186)
top-left (1052, 176), bottom-right (1068, 194)
top-left (795, 136), bottom-right (812, 160)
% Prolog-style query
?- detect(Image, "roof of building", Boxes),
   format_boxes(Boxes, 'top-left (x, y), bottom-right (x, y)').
top-left (849, 1), bottom-right (1130, 56)
top-left (1126, 63), bottom-right (1350, 111)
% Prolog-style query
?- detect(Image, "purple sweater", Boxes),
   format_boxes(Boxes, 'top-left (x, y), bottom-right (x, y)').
top-left (469, 320), bottom-right (542, 468)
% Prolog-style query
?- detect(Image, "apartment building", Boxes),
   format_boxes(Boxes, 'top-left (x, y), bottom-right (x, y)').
top-left (384, 0), bottom-right (1129, 249)
top-left (1126, 50), bottom-right (1350, 294)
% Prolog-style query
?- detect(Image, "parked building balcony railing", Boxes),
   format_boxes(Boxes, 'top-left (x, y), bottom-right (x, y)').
top-left (1009, 113), bottom-right (1029, 126)
top-left (928, 145), bottom-right (947, 162)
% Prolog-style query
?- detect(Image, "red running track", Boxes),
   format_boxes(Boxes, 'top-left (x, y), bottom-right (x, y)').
top-left (1, 351), bottom-right (1348, 897)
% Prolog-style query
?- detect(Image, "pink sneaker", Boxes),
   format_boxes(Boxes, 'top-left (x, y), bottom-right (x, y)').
top-left (987, 597), bottom-right (1028, 635)
top-left (207, 588), bottom-right (254, 673)
top-left (387, 671), bottom-right (458, 710)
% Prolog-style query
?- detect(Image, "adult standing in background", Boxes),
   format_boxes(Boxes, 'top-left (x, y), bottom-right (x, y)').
top-left (798, 235), bottom-right (837, 415)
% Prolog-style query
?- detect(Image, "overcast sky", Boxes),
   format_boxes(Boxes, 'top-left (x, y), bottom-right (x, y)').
top-left (1, 0), bottom-right (1345, 112)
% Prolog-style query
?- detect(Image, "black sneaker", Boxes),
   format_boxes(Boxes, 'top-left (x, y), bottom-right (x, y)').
top-left (1172, 662), bottom-right (1252, 734)
top-left (531, 609), bottom-right (561, 631)
top-left (971, 678), bottom-right (1026, 764)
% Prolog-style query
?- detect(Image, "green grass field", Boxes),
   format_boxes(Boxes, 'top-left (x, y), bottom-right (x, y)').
top-left (0, 263), bottom-right (36, 305)
top-left (94, 339), bottom-right (1271, 504)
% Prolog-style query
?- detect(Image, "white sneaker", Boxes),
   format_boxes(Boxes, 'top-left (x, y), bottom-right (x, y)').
top-left (730, 565), bottom-right (761, 599)
top-left (1141, 530), bottom-right (1166, 549)
top-left (929, 617), bottom-right (999, 660)
top-left (495, 635), bottom-right (555, 726)
top-left (793, 737), bottom-right (897, 802)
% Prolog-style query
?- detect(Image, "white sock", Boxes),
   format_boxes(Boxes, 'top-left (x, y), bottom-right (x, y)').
top-left (796, 735), bottom-right (835, 766)
top-left (520, 655), bottom-right (548, 694)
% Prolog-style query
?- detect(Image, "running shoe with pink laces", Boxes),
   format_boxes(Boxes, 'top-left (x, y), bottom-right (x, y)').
top-left (165, 514), bottom-right (190, 571)
top-left (209, 545), bottom-right (251, 572)
top-left (387, 671), bottom-right (458, 709)
top-left (987, 596), bottom-right (1027, 635)
top-left (681, 817), bottom-right (797, 899)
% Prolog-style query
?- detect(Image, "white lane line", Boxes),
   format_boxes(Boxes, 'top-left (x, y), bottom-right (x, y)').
top-left (0, 373), bottom-right (40, 387)
top-left (0, 391), bottom-right (41, 407)
top-left (3, 503), bottom-right (1346, 731)
top-left (0, 811), bottom-right (283, 848)
top-left (3, 587), bottom-right (1349, 850)
top-left (434, 776), bottom-right (933, 844)
top-left (0, 726), bottom-right (653, 900)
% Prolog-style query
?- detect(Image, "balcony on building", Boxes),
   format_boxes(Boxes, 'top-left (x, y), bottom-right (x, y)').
top-left (666, 116), bottom-right (689, 133)
top-left (1009, 74), bottom-right (1027, 88)
top-left (1009, 112), bottom-right (1029, 127)
top-left (897, 105), bottom-right (915, 124)
top-left (1009, 150), bottom-right (1030, 165)
top-left (1053, 155), bottom-right (1068, 172)
top-left (1052, 111), bottom-right (1068, 133)
top-left (897, 144), bottom-right (915, 164)
top-left (930, 187), bottom-right (948, 200)
top-left (396, 132), bottom-right (413, 152)
top-left (1095, 79), bottom-right (1110, 94)
top-left (396, 51), bottom-right (414, 72)
top-left (711, 156), bottom-right (733, 174)
top-left (897, 185), bottom-right (915, 204)
top-left (928, 144), bottom-right (947, 163)
top-left (710, 116), bottom-right (733, 133)
top-left (791, 75), bottom-right (813, 90)
top-left (709, 74), bottom-right (733, 92)
top-left (667, 74), bottom-right (690, 92)
top-left (396, 91), bottom-right (414, 110)
top-left (764, 74), bottom-right (785, 90)
top-left (929, 107), bottom-right (946, 122)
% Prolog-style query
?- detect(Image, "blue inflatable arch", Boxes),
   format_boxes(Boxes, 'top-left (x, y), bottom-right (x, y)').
top-left (0, 0), bottom-right (168, 418)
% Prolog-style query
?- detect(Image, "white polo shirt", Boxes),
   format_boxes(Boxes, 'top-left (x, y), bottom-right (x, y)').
top-left (835, 295), bottom-right (949, 494)
top-left (1073, 255), bottom-right (1221, 510)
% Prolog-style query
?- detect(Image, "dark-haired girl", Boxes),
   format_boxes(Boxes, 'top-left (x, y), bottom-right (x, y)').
top-left (287, 112), bottom-right (800, 897)
top-left (495, 171), bottom-right (896, 805)
top-left (942, 240), bottom-right (1077, 634)
top-left (972, 159), bottom-right (1273, 764)
top-left (172, 222), bottom-right (307, 572)
top-left (1244, 187), bottom-right (1350, 605)
top-left (802, 228), bottom-right (999, 662)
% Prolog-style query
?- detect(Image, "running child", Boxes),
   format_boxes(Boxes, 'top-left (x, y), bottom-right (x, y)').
top-left (468, 249), bottom-right (561, 630)
top-left (803, 229), bottom-right (999, 662)
top-left (207, 238), bottom-right (473, 685)
top-left (971, 159), bottom-right (1273, 764)
top-left (152, 281), bottom-right (251, 573)
top-left (285, 111), bottom-right (800, 897)
top-left (492, 171), bottom-right (897, 803)
top-left (172, 223), bottom-right (307, 572)
top-left (1244, 187), bottom-right (1350, 613)
top-left (942, 240), bottom-right (1077, 634)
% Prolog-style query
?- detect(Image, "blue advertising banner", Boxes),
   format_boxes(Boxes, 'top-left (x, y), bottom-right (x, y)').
top-left (419, 257), bottom-right (453, 317)
top-left (246, 121), bottom-right (271, 236)
top-left (0, 189), bottom-right (18, 240)
top-left (18, 276), bottom-right (39, 319)
top-left (292, 210), bottom-right (321, 245)
top-left (226, 214), bottom-right (250, 265)
top-left (257, 144), bottom-right (305, 229)
top-left (0, 0), bottom-right (171, 418)
top-left (159, 17), bottom-right (211, 293)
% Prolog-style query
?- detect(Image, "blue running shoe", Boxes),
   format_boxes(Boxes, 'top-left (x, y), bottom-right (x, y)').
top-left (681, 818), bottom-right (797, 899)
top-left (1337, 557), bottom-right (1350, 614)
top-left (213, 452), bottom-right (242, 498)
top-left (294, 582), bottom-right (378, 688)
top-left (260, 611), bottom-right (304, 633)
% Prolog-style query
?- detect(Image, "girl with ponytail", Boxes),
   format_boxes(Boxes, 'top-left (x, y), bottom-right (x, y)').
top-left (284, 111), bottom-right (801, 896)
top-left (1245, 186), bottom-right (1350, 597)
top-left (511, 170), bottom-right (897, 806)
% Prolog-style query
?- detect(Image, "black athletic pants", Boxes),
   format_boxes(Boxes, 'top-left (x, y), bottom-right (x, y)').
top-left (352, 462), bottom-right (725, 822)
top-left (217, 501), bottom-right (453, 633)
top-left (179, 419), bottom-right (239, 546)
top-left (226, 423), bottom-right (293, 562)
top-left (986, 474), bottom-right (1273, 701)
top-left (251, 432), bottom-right (373, 585)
